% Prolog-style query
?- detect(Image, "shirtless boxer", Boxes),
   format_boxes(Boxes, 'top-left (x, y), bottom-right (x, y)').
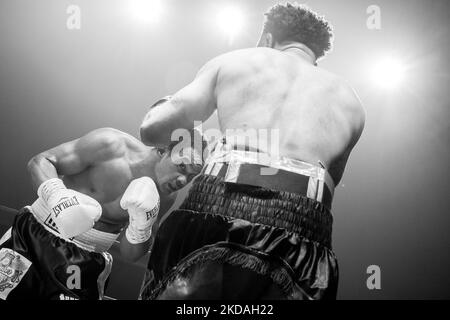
top-left (139, 3), bottom-right (365, 300)
top-left (0, 124), bottom-right (205, 300)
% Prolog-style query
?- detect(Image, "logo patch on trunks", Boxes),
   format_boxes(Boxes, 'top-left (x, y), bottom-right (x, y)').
top-left (0, 248), bottom-right (32, 300)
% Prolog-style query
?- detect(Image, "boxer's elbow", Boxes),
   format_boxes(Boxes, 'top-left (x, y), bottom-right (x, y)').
top-left (140, 118), bottom-right (165, 147)
top-left (139, 120), bottom-right (153, 146)
top-left (27, 155), bottom-right (47, 190)
top-left (27, 154), bottom-right (45, 175)
top-left (27, 153), bottom-right (60, 190)
top-left (26, 156), bottom-right (37, 173)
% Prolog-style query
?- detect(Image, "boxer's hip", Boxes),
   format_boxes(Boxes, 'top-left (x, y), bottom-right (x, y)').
top-left (0, 207), bottom-right (112, 300)
top-left (147, 171), bottom-right (338, 300)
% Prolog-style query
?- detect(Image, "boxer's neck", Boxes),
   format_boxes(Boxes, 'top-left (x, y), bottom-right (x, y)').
top-left (130, 147), bottom-right (158, 180)
top-left (277, 42), bottom-right (316, 65)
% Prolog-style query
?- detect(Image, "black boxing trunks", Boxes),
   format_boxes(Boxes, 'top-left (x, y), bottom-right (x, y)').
top-left (143, 144), bottom-right (338, 300)
top-left (0, 206), bottom-right (114, 300)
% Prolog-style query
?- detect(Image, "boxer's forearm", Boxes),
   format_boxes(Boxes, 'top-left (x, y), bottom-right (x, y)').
top-left (27, 154), bottom-right (59, 192)
top-left (119, 235), bottom-right (152, 262)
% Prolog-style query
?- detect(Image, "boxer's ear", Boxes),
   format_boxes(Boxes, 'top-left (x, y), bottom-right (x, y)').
top-left (266, 33), bottom-right (275, 48)
top-left (257, 32), bottom-right (274, 48)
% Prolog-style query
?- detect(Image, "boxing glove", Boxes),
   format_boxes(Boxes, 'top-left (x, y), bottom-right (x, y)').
top-left (37, 178), bottom-right (102, 239)
top-left (120, 177), bottom-right (160, 244)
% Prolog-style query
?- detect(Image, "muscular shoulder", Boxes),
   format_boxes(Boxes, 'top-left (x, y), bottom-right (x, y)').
top-left (200, 48), bottom-right (267, 72)
top-left (81, 128), bottom-right (129, 157)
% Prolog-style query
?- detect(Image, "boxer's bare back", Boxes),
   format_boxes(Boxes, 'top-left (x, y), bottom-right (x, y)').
top-left (214, 48), bottom-right (365, 184)
top-left (142, 47), bottom-right (365, 185)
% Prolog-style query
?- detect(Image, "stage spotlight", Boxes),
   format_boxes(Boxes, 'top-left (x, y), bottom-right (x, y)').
top-left (371, 57), bottom-right (406, 89)
top-left (216, 6), bottom-right (244, 44)
top-left (129, 0), bottom-right (163, 25)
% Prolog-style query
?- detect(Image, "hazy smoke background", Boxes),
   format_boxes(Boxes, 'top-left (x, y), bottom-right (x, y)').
top-left (0, 0), bottom-right (449, 299)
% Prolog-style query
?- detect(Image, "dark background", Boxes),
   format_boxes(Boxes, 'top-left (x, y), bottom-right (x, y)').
top-left (0, 0), bottom-right (449, 299)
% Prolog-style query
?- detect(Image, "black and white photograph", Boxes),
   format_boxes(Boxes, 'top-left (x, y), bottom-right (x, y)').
top-left (0, 0), bottom-right (449, 304)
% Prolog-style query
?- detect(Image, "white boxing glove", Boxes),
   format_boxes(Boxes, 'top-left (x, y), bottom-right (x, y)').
top-left (37, 178), bottom-right (102, 239)
top-left (120, 177), bottom-right (160, 244)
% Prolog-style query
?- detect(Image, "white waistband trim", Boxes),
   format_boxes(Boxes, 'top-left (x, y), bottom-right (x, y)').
top-left (204, 140), bottom-right (335, 195)
top-left (29, 198), bottom-right (119, 253)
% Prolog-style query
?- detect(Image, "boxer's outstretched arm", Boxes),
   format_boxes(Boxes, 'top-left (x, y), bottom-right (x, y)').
top-left (140, 57), bottom-right (220, 146)
top-left (27, 128), bottom-right (123, 191)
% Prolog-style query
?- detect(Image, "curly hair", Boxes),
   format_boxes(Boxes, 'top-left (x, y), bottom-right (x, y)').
top-left (263, 3), bottom-right (333, 59)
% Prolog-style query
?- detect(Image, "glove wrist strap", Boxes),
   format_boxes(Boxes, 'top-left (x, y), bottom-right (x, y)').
top-left (125, 223), bottom-right (152, 244)
top-left (37, 178), bottom-right (66, 203)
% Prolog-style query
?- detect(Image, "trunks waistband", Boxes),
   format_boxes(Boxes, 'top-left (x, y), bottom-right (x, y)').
top-left (203, 140), bottom-right (335, 210)
top-left (28, 198), bottom-right (119, 253)
top-left (180, 174), bottom-right (333, 248)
